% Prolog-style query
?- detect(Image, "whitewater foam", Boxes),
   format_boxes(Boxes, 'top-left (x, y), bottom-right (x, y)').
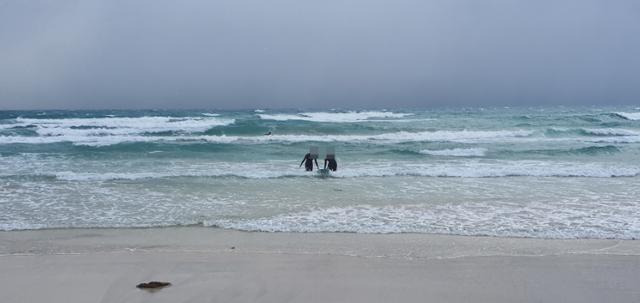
top-left (544, 127), bottom-right (638, 136)
top-left (39, 160), bottom-right (640, 181)
top-left (582, 128), bottom-right (640, 136)
top-left (420, 148), bottom-right (487, 157)
top-left (210, 202), bottom-right (640, 239)
top-left (12, 116), bottom-right (235, 137)
top-left (615, 112), bottom-right (640, 120)
top-left (258, 111), bottom-right (412, 122)
top-left (0, 129), bottom-right (534, 146)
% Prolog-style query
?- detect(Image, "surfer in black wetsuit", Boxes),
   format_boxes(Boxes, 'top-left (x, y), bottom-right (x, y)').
top-left (324, 157), bottom-right (337, 172)
top-left (299, 153), bottom-right (319, 171)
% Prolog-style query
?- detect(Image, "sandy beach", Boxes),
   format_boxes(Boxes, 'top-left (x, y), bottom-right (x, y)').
top-left (1, 227), bottom-right (638, 303)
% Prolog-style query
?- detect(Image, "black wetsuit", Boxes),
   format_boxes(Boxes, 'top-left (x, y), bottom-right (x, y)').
top-left (300, 153), bottom-right (316, 171)
top-left (325, 158), bottom-right (338, 171)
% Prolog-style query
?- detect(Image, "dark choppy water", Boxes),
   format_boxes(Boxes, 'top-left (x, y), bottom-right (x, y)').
top-left (1, 107), bottom-right (640, 239)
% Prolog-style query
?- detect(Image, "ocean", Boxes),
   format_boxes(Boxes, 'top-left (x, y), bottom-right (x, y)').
top-left (1, 107), bottom-right (639, 239)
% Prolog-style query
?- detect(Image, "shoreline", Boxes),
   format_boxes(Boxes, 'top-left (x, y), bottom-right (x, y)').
top-left (2, 224), bottom-right (639, 242)
top-left (1, 227), bottom-right (639, 302)
top-left (3, 226), bottom-right (639, 255)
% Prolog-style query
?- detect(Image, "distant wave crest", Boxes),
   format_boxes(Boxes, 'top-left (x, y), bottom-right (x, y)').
top-left (545, 127), bottom-right (640, 137)
top-left (3, 116), bottom-right (235, 137)
top-left (420, 148), bottom-right (487, 157)
top-left (258, 111), bottom-right (412, 122)
top-left (613, 112), bottom-right (640, 121)
top-left (0, 130), bottom-right (534, 146)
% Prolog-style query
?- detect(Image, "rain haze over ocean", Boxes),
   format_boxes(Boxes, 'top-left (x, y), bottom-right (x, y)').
top-left (1, 0), bottom-right (639, 109)
top-left (1, 1), bottom-right (640, 239)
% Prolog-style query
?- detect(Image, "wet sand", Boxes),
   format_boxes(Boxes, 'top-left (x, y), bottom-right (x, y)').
top-left (1, 227), bottom-right (639, 303)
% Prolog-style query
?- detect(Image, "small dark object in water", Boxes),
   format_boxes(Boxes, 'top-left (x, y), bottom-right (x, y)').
top-left (136, 281), bottom-right (171, 289)
top-left (230, 246), bottom-right (236, 249)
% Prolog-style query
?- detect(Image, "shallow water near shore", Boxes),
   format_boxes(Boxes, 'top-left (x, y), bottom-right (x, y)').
top-left (1, 107), bottom-right (640, 239)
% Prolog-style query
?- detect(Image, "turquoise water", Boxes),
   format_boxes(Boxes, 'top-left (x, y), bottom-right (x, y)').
top-left (1, 107), bottom-right (640, 238)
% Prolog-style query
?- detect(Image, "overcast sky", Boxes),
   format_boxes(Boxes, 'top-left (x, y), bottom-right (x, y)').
top-left (1, 0), bottom-right (639, 109)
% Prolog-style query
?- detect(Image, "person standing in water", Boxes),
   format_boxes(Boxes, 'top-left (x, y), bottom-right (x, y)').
top-left (300, 153), bottom-right (319, 171)
top-left (324, 147), bottom-right (337, 171)
top-left (324, 157), bottom-right (337, 172)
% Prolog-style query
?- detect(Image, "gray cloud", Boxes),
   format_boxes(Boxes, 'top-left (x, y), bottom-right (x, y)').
top-left (1, 0), bottom-right (639, 109)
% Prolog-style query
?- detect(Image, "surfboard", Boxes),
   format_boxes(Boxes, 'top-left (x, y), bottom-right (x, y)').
top-left (317, 168), bottom-right (331, 178)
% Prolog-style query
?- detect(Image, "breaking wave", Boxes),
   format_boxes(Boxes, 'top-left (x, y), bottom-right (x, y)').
top-left (544, 127), bottom-right (640, 137)
top-left (210, 203), bottom-right (640, 239)
top-left (258, 111), bottom-right (412, 122)
top-left (4, 116), bottom-right (235, 137)
top-left (0, 130), bottom-right (534, 146)
top-left (613, 112), bottom-right (640, 121)
top-left (420, 148), bottom-right (487, 157)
